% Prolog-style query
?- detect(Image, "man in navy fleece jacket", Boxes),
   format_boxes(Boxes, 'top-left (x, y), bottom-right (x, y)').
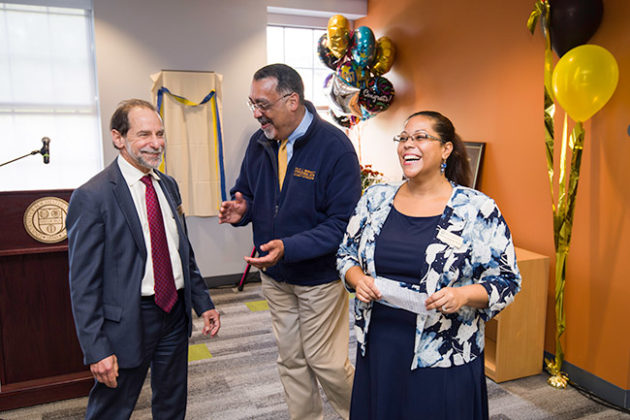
top-left (219, 64), bottom-right (360, 420)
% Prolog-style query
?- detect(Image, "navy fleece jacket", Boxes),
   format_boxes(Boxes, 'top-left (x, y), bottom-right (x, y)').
top-left (231, 101), bottom-right (361, 286)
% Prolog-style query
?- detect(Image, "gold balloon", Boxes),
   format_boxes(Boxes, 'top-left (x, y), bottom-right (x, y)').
top-left (371, 37), bottom-right (396, 76)
top-left (327, 15), bottom-right (350, 59)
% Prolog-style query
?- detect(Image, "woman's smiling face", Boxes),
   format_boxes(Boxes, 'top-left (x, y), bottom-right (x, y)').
top-left (397, 115), bottom-right (452, 180)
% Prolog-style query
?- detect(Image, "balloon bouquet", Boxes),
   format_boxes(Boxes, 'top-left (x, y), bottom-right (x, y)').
top-left (527, 0), bottom-right (618, 390)
top-left (318, 15), bottom-right (396, 128)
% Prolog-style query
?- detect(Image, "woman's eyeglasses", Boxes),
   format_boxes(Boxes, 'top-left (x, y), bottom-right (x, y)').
top-left (393, 132), bottom-right (443, 143)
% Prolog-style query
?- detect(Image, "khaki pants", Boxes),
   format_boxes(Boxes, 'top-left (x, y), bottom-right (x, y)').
top-left (261, 273), bottom-right (354, 420)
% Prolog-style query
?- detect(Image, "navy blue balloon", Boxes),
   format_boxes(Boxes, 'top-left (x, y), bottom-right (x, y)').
top-left (317, 33), bottom-right (342, 70)
top-left (550, 0), bottom-right (603, 57)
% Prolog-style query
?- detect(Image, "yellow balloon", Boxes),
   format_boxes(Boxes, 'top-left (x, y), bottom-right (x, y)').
top-left (552, 44), bottom-right (619, 122)
top-left (371, 37), bottom-right (396, 76)
top-left (327, 15), bottom-right (350, 59)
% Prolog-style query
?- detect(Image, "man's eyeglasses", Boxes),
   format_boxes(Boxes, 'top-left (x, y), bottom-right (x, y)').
top-left (247, 93), bottom-right (293, 113)
top-left (393, 132), bottom-right (443, 144)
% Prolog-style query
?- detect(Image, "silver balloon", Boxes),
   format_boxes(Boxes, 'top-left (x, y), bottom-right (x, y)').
top-left (329, 74), bottom-right (360, 115)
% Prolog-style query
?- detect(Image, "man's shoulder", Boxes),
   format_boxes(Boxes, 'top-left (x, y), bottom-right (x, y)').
top-left (75, 162), bottom-right (119, 193)
top-left (243, 130), bottom-right (271, 155)
top-left (246, 128), bottom-right (266, 144)
top-left (68, 164), bottom-right (119, 213)
top-left (308, 118), bottom-right (356, 154)
top-left (311, 116), bottom-right (346, 139)
top-left (157, 170), bottom-right (177, 186)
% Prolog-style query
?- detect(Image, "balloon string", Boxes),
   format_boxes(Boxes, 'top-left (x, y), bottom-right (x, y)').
top-left (356, 123), bottom-right (362, 163)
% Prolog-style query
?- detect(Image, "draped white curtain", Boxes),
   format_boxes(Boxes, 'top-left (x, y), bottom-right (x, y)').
top-left (151, 71), bottom-right (224, 217)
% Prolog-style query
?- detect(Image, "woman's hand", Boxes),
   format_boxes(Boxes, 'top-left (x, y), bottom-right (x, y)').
top-left (425, 284), bottom-right (488, 314)
top-left (354, 274), bottom-right (382, 303)
top-left (345, 266), bottom-right (382, 303)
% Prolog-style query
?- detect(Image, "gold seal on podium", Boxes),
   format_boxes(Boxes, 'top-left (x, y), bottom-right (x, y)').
top-left (23, 197), bottom-right (69, 244)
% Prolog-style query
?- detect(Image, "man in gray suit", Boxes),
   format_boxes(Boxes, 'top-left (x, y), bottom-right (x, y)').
top-left (67, 98), bottom-right (220, 419)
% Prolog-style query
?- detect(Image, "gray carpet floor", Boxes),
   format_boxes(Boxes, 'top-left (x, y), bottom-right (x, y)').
top-left (2, 282), bottom-right (628, 420)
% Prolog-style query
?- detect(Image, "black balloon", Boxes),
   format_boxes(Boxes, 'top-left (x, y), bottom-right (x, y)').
top-left (329, 109), bottom-right (352, 128)
top-left (549, 0), bottom-right (603, 57)
top-left (328, 109), bottom-right (359, 128)
top-left (318, 34), bottom-right (342, 70)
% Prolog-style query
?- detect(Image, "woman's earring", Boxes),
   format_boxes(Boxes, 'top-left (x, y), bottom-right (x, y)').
top-left (440, 160), bottom-right (447, 175)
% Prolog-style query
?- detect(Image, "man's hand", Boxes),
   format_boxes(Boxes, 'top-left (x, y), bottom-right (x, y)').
top-left (90, 354), bottom-right (119, 388)
top-left (245, 239), bottom-right (284, 269)
top-left (201, 309), bottom-right (221, 337)
top-left (218, 192), bottom-right (247, 224)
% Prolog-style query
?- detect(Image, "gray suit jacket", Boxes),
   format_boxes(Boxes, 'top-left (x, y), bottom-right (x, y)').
top-left (67, 161), bottom-right (213, 367)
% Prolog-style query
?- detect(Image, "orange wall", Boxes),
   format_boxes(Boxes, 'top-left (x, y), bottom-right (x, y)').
top-left (358, 0), bottom-right (630, 389)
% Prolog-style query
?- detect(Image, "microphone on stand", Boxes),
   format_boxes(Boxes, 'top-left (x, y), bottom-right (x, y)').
top-left (40, 137), bottom-right (50, 164)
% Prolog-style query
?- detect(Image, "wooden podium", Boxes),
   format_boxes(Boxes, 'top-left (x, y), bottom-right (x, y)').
top-left (0, 190), bottom-right (92, 411)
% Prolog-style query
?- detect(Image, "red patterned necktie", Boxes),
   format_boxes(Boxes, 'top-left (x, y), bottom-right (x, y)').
top-left (141, 175), bottom-right (178, 312)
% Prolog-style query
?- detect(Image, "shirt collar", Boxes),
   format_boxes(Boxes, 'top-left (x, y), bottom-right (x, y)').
top-left (286, 107), bottom-right (313, 145)
top-left (117, 155), bottom-right (160, 187)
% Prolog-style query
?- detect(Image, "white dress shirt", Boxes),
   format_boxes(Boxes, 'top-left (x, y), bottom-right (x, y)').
top-left (117, 155), bottom-right (185, 295)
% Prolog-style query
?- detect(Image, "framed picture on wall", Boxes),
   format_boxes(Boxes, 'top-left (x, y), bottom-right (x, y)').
top-left (464, 142), bottom-right (485, 190)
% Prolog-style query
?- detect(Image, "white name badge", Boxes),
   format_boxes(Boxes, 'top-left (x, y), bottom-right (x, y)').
top-left (437, 227), bottom-right (464, 249)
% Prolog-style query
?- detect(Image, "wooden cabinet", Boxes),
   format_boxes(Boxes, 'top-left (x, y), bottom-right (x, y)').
top-left (484, 247), bottom-right (550, 383)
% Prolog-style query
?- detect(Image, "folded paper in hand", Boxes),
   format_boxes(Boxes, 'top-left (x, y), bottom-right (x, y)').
top-left (374, 276), bottom-right (432, 315)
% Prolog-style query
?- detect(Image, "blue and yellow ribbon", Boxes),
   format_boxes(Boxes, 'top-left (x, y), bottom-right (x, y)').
top-left (156, 87), bottom-right (227, 202)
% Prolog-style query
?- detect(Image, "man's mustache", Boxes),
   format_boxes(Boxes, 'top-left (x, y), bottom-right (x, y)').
top-left (258, 116), bottom-right (272, 126)
top-left (139, 147), bottom-right (164, 154)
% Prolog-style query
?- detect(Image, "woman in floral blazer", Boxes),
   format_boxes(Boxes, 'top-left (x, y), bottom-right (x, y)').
top-left (337, 111), bottom-right (521, 420)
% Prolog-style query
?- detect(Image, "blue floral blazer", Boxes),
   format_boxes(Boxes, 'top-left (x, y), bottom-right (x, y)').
top-left (337, 182), bottom-right (521, 370)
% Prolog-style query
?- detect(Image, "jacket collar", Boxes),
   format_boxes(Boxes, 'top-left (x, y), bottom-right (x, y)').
top-left (256, 100), bottom-right (320, 149)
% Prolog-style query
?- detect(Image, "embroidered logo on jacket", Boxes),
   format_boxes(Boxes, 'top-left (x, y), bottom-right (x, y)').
top-left (293, 167), bottom-right (315, 180)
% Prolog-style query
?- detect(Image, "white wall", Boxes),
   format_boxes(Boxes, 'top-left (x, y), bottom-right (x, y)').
top-left (92, 0), bottom-right (367, 278)
top-left (93, 0), bottom-right (266, 277)
top-left (267, 0), bottom-right (367, 19)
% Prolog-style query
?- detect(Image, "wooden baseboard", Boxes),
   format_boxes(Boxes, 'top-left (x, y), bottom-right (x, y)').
top-left (0, 371), bottom-right (93, 411)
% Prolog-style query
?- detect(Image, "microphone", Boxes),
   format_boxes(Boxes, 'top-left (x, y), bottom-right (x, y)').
top-left (40, 137), bottom-right (50, 164)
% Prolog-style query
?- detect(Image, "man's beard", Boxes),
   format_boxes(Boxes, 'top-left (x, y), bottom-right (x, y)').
top-left (258, 116), bottom-right (276, 140)
top-left (127, 143), bottom-right (163, 170)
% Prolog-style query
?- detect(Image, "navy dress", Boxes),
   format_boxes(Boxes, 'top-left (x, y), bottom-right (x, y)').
top-left (350, 206), bottom-right (488, 420)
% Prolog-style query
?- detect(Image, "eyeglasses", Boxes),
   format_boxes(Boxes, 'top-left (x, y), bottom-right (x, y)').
top-left (246, 93), bottom-right (293, 113)
top-left (393, 132), bottom-right (443, 144)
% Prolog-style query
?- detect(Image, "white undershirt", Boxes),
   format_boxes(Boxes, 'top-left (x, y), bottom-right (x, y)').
top-left (117, 155), bottom-right (185, 295)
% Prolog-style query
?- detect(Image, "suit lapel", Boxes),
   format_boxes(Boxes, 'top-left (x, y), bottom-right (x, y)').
top-left (158, 176), bottom-right (186, 255)
top-left (108, 162), bottom-right (147, 260)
